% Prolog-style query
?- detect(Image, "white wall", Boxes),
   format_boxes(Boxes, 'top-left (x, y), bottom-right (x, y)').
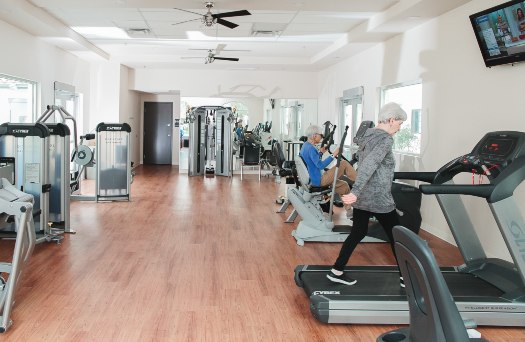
top-left (131, 69), bottom-right (318, 99)
top-left (87, 61), bottom-right (120, 132)
top-left (119, 65), bottom-right (141, 167)
top-left (317, 0), bottom-right (525, 261)
top-left (0, 20), bottom-right (91, 116)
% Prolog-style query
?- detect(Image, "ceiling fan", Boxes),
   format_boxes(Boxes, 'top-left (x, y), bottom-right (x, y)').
top-left (182, 44), bottom-right (243, 64)
top-left (204, 49), bottom-right (239, 64)
top-left (173, 1), bottom-right (251, 29)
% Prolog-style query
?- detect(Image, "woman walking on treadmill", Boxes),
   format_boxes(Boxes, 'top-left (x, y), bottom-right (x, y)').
top-left (327, 102), bottom-right (407, 286)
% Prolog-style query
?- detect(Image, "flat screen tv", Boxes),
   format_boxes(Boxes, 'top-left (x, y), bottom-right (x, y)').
top-left (469, 0), bottom-right (525, 67)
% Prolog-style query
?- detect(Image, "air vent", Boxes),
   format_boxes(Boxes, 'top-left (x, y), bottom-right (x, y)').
top-left (251, 30), bottom-right (281, 37)
top-left (251, 23), bottom-right (287, 37)
top-left (127, 28), bottom-right (151, 36)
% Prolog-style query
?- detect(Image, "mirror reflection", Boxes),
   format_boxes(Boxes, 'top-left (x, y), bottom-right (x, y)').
top-left (179, 97), bottom-right (317, 174)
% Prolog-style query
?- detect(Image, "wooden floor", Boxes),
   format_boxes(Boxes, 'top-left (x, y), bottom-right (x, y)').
top-left (1, 165), bottom-right (524, 341)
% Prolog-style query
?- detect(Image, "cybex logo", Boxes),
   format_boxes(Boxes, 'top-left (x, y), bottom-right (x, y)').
top-left (312, 290), bottom-right (341, 295)
top-left (106, 126), bottom-right (122, 131)
top-left (12, 129), bottom-right (29, 134)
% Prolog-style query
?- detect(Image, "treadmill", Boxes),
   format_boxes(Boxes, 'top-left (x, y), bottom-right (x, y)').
top-left (295, 130), bottom-right (525, 327)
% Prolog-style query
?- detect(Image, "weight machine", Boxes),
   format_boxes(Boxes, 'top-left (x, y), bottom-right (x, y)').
top-left (36, 105), bottom-right (78, 233)
top-left (94, 123), bottom-right (132, 201)
top-left (39, 106), bottom-right (132, 202)
top-left (0, 122), bottom-right (63, 243)
top-left (188, 106), bottom-right (234, 177)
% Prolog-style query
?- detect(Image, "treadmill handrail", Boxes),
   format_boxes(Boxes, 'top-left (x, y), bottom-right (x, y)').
top-left (419, 184), bottom-right (495, 198)
top-left (394, 171), bottom-right (436, 183)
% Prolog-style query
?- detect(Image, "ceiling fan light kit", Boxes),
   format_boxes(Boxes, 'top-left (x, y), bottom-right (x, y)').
top-left (173, 1), bottom-right (251, 29)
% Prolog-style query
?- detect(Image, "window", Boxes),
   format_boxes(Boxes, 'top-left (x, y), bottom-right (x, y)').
top-left (380, 81), bottom-right (422, 154)
top-left (280, 101), bottom-right (303, 141)
top-left (0, 74), bottom-right (38, 123)
top-left (411, 109), bottom-right (421, 134)
top-left (222, 101), bottom-right (249, 130)
top-left (340, 87), bottom-right (364, 146)
top-left (340, 87), bottom-right (364, 159)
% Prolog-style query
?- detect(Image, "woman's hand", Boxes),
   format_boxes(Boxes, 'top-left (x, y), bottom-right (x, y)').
top-left (341, 193), bottom-right (357, 205)
top-left (332, 147), bottom-right (340, 158)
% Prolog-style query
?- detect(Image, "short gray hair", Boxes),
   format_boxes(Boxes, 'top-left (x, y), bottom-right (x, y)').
top-left (305, 125), bottom-right (322, 139)
top-left (378, 102), bottom-right (407, 123)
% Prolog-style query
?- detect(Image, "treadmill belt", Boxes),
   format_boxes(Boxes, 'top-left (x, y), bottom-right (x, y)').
top-left (300, 269), bottom-right (504, 301)
top-left (301, 270), bottom-right (405, 298)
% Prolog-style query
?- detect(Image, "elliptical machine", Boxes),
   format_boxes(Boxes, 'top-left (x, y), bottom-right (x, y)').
top-left (290, 125), bottom-right (363, 245)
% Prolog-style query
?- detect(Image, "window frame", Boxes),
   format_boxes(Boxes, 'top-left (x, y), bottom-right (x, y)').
top-left (0, 73), bottom-right (39, 123)
top-left (339, 86), bottom-right (364, 159)
top-left (379, 80), bottom-right (422, 156)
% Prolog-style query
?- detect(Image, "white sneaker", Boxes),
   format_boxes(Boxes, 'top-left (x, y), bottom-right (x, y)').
top-left (327, 272), bottom-right (357, 286)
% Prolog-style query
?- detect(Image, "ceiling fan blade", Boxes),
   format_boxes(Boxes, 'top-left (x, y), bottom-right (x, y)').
top-left (180, 56), bottom-right (204, 59)
top-left (213, 10), bottom-right (251, 19)
top-left (173, 8), bottom-right (203, 16)
top-left (216, 18), bottom-right (238, 29)
top-left (213, 57), bottom-right (239, 61)
top-left (172, 18), bottom-right (201, 26)
top-left (215, 43), bottom-right (227, 54)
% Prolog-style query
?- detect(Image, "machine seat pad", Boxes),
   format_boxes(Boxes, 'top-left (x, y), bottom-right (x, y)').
top-left (282, 161), bottom-right (295, 169)
top-left (308, 185), bottom-right (331, 193)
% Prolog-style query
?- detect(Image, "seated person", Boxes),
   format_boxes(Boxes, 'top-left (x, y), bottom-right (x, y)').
top-left (235, 121), bottom-right (244, 142)
top-left (299, 125), bottom-right (357, 213)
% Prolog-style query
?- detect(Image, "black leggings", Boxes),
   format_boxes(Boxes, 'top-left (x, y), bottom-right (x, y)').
top-left (333, 208), bottom-right (400, 271)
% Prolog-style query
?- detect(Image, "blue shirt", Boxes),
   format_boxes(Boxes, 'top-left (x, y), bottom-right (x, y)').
top-left (235, 127), bottom-right (243, 141)
top-left (299, 141), bottom-right (334, 186)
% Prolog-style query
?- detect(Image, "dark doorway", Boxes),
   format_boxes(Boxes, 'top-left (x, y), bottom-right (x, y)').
top-left (143, 102), bottom-right (173, 164)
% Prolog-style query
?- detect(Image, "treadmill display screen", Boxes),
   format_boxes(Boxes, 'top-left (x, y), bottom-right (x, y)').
top-left (479, 137), bottom-right (516, 158)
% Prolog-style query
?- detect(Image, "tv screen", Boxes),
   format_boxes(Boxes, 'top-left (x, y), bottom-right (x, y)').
top-left (469, 0), bottom-right (525, 67)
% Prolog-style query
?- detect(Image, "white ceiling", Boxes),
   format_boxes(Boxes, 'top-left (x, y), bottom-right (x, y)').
top-left (1, 0), bottom-right (472, 71)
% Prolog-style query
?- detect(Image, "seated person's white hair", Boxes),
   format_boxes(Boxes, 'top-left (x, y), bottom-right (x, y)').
top-left (305, 125), bottom-right (322, 139)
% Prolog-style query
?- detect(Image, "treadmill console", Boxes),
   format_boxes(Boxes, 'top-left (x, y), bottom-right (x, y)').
top-left (477, 135), bottom-right (518, 163)
top-left (434, 131), bottom-right (525, 183)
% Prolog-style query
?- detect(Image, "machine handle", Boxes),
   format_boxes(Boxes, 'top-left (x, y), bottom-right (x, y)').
top-left (394, 172), bottom-right (436, 183)
top-left (419, 184), bottom-right (495, 198)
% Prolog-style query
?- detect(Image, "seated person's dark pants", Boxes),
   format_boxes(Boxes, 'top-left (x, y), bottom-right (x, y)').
top-left (333, 208), bottom-right (400, 271)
